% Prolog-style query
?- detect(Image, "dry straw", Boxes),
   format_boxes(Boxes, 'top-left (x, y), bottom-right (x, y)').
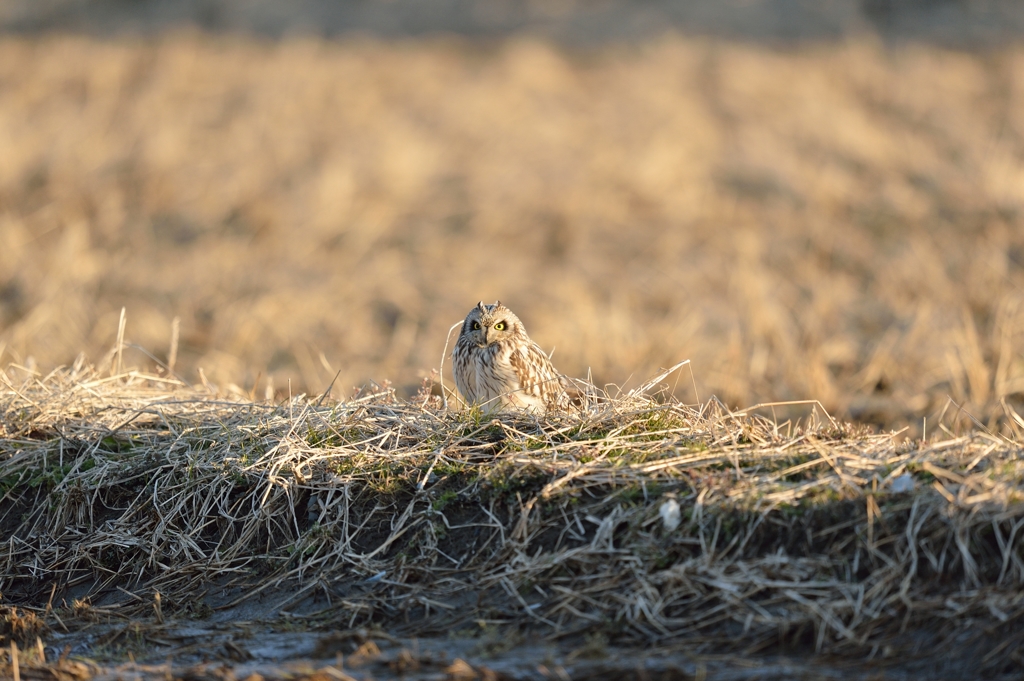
top-left (4, 35), bottom-right (1024, 438)
top-left (0, 358), bottom-right (1023, 672)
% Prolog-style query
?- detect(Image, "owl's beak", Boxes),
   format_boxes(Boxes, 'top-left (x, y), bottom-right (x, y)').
top-left (484, 326), bottom-right (496, 345)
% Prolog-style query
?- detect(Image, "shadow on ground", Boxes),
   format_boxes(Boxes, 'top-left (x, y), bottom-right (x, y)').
top-left (3, 0), bottom-right (1024, 47)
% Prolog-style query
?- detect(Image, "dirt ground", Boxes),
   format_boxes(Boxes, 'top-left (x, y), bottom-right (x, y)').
top-left (14, 580), bottom-right (1002, 680)
top-left (27, 612), bottom-right (987, 681)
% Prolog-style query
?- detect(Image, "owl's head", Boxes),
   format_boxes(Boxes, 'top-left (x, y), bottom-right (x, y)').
top-left (461, 300), bottom-right (525, 347)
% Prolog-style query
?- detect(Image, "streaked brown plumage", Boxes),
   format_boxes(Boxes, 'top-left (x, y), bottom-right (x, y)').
top-left (452, 301), bottom-right (570, 413)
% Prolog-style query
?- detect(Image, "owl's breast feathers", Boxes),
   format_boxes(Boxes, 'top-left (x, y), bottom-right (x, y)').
top-left (453, 336), bottom-right (569, 412)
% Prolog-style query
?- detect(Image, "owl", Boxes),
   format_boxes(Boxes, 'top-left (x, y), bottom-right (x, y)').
top-left (452, 301), bottom-right (571, 413)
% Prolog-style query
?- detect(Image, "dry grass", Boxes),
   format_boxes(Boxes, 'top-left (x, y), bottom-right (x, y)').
top-left (2, 360), bottom-right (1024, 674)
top-left (1, 34), bottom-right (1024, 434)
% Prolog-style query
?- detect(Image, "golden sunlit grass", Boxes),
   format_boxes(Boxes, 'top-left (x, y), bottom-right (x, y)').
top-left (1, 34), bottom-right (1023, 436)
top-left (1, 360), bottom-right (1024, 675)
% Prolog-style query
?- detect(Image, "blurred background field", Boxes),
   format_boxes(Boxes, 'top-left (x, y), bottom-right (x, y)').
top-left (2, 1), bottom-right (1024, 435)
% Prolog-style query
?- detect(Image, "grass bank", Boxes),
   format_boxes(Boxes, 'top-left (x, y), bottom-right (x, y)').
top-left (1, 362), bottom-right (1022, 677)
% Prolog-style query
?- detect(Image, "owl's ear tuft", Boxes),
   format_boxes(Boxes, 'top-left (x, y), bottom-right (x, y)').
top-left (476, 301), bottom-right (486, 313)
top-left (495, 300), bottom-right (502, 307)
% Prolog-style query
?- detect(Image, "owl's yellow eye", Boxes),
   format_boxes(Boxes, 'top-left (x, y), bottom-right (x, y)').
top-left (472, 321), bottom-right (481, 330)
top-left (494, 321), bottom-right (506, 331)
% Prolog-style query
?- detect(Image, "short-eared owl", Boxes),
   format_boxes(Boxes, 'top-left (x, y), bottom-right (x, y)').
top-left (452, 301), bottom-right (570, 413)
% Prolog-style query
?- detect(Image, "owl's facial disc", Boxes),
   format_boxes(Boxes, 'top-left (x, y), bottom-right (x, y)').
top-left (484, 319), bottom-right (511, 344)
top-left (465, 303), bottom-right (516, 347)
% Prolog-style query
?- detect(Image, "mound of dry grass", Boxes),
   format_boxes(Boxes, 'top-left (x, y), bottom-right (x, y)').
top-left (1, 359), bottom-right (1023, 673)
